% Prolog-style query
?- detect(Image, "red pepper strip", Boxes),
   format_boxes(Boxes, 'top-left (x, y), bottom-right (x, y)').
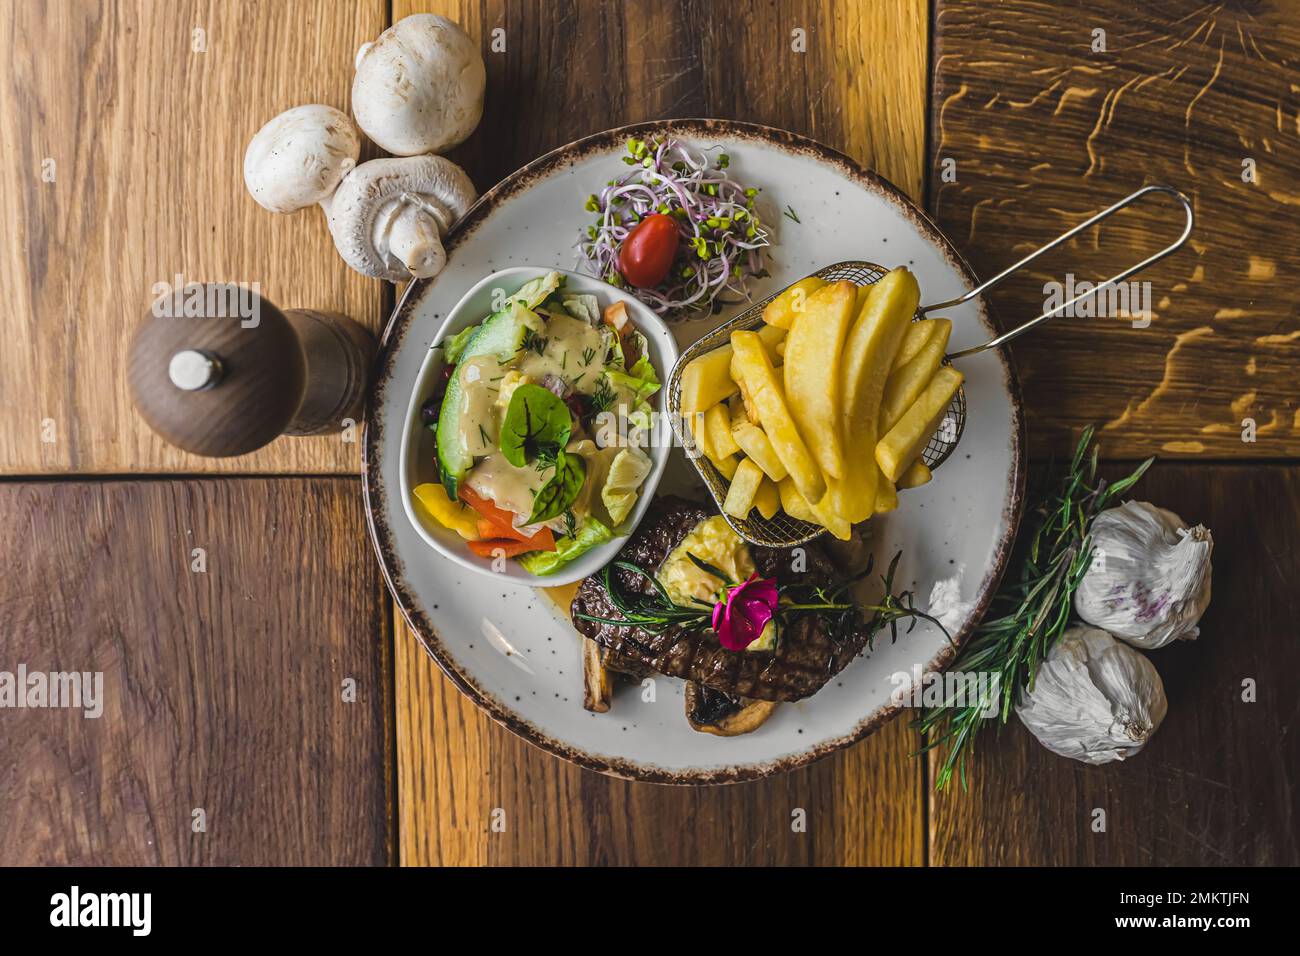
top-left (460, 486), bottom-right (556, 551)
top-left (467, 538), bottom-right (542, 559)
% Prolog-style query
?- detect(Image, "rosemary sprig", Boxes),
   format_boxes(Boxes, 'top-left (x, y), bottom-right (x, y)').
top-left (782, 552), bottom-right (949, 650)
top-left (573, 550), bottom-right (946, 655)
top-left (912, 426), bottom-right (1153, 790)
top-left (572, 561), bottom-right (710, 653)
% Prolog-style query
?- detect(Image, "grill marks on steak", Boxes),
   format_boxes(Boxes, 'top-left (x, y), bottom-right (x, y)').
top-left (570, 497), bottom-right (874, 703)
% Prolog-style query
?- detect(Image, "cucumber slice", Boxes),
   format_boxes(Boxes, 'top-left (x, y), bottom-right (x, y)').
top-left (434, 303), bottom-right (537, 496)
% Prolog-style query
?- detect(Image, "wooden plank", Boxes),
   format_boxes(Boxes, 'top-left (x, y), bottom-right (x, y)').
top-left (398, 617), bottom-right (923, 865)
top-left (401, 0), bottom-right (929, 200)
top-left (0, 0), bottom-right (387, 475)
top-left (0, 478), bottom-right (393, 865)
top-left (396, 616), bottom-right (491, 866)
top-left (393, 0), bottom-right (928, 865)
top-left (929, 463), bottom-right (1300, 865)
top-left (930, 1), bottom-right (1300, 458)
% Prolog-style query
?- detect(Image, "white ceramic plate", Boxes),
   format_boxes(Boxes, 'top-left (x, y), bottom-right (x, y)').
top-left (398, 266), bottom-right (678, 587)
top-left (364, 120), bottom-right (1025, 783)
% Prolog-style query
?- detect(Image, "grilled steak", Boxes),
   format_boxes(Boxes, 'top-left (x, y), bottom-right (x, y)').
top-left (571, 497), bottom-right (875, 702)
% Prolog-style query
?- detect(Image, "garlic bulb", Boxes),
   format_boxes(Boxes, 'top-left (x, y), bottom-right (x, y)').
top-left (1017, 625), bottom-right (1167, 765)
top-left (1074, 500), bottom-right (1212, 650)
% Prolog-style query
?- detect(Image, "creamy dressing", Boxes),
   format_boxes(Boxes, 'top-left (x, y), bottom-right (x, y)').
top-left (517, 313), bottom-right (606, 394)
top-left (455, 355), bottom-right (507, 457)
top-left (466, 437), bottom-right (612, 531)
top-left (465, 449), bottom-right (551, 521)
top-left (454, 298), bottom-right (651, 530)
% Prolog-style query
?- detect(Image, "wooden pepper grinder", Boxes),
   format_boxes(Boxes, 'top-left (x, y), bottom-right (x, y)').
top-left (129, 283), bottom-right (375, 456)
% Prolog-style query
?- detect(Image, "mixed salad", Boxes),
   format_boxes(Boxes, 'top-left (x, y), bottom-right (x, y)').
top-left (412, 271), bottom-right (660, 575)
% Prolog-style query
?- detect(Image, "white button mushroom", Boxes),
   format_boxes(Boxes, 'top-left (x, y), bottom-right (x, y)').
top-left (351, 14), bottom-right (486, 157)
top-left (243, 105), bottom-right (361, 214)
top-left (327, 155), bottom-right (477, 282)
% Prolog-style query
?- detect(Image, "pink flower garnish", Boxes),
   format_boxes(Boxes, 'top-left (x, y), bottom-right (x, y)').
top-left (711, 573), bottom-right (779, 651)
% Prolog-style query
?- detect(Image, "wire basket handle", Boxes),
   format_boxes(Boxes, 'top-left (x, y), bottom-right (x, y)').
top-left (929, 184), bottom-right (1194, 360)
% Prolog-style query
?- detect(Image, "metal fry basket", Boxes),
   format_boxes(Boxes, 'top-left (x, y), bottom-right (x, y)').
top-left (667, 184), bottom-right (1194, 548)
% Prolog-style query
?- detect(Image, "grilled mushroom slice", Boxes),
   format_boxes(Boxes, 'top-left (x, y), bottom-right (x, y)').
top-left (582, 639), bottom-right (613, 713)
top-left (685, 682), bottom-right (778, 736)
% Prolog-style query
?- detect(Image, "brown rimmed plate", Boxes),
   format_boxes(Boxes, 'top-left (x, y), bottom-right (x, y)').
top-left (363, 120), bottom-right (1025, 784)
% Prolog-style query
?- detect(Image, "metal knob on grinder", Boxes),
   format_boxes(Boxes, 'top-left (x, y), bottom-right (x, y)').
top-left (129, 283), bottom-right (374, 457)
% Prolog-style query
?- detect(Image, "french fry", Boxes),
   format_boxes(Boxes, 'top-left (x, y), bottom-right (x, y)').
top-left (876, 366), bottom-right (964, 481)
top-left (784, 280), bottom-right (856, 479)
top-left (729, 325), bottom-right (787, 420)
top-left (757, 324), bottom-right (788, 358)
top-left (730, 352), bottom-right (757, 421)
top-left (809, 488), bottom-right (853, 540)
top-left (704, 403), bottom-right (740, 459)
top-left (897, 459), bottom-right (932, 489)
top-left (754, 476), bottom-right (780, 519)
top-left (777, 476), bottom-right (820, 524)
top-left (680, 346), bottom-right (738, 416)
top-left (730, 330), bottom-right (827, 504)
top-left (687, 410), bottom-right (715, 460)
top-left (879, 318), bottom-right (952, 434)
top-left (836, 268), bottom-right (920, 522)
top-left (892, 318), bottom-right (939, 371)
top-left (763, 276), bottom-right (828, 329)
top-left (728, 394), bottom-right (749, 427)
top-left (682, 324), bottom-right (788, 418)
top-left (874, 476), bottom-right (898, 513)
top-left (730, 421), bottom-right (789, 481)
top-left (854, 283), bottom-right (871, 316)
top-left (709, 452), bottom-right (740, 480)
top-left (723, 457), bottom-right (765, 518)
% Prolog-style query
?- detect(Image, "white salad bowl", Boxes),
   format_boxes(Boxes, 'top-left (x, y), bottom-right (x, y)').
top-left (399, 266), bottom-right (679, 587)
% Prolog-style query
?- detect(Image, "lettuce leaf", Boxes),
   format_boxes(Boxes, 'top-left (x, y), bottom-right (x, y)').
top-left (600, 326), bottom-right (624, 367)
top-left (517, 518), bottom-right (614, 575)
top-left (513, 271), bottom-right (564, 310)
top-left (600, 447), bottom-right (652, 526)
top-left (561, 293), bottom-right (601, 325)
top-left (441, 324), bottom-right (479, 364)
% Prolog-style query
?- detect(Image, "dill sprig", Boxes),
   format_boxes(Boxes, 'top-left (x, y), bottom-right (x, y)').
top-left (912, 426), bottom-right (1154, 791)
top-left (520, 328), bottom-right (547, 355)
top-left (590, 375), bottom-right (617, 414)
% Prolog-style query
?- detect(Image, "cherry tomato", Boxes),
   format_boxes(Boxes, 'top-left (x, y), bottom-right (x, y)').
top-left (617, 213), bottom-right (679, 288)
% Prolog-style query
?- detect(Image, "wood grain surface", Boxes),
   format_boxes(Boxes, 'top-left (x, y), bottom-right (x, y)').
top-left (0, 478), bottom-right (393, 865)
top-left (403, 0), bottom-right (928, 197)
top-left (5, 0), bottom-right (1295, 871)
top-left (930, 0), bottom-right (1300, 459)
top-left (394, 0), bottom-right (930, 866)
top-left (929, 463), bottom-right (1299, 865)
top-left (397, 614), bottom-right (924, 866)
top-left (0, 0), bottom-right (387, 476)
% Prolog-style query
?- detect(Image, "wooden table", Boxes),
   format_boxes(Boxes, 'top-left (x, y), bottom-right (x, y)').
top-left (1, 0), bottom-right (1295, 866)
